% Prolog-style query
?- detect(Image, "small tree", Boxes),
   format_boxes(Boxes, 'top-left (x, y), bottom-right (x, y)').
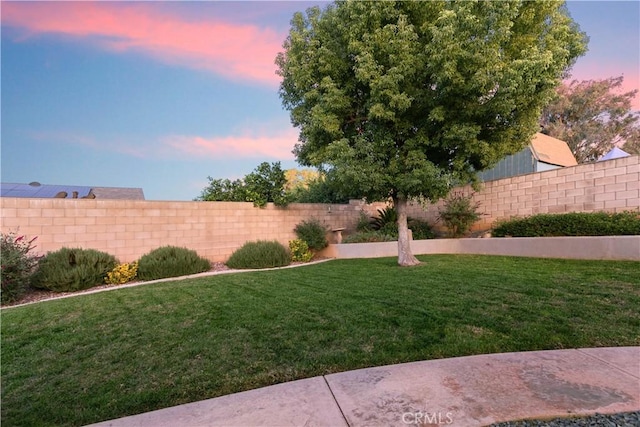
top-left (540, 76), bottom-right (640, 163)
top-left (277, 0), bottom-right (586, 265)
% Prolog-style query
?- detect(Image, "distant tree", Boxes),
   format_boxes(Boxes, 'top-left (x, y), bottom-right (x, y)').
top-left (624, 134), bottom-right (640, 156)
top-left (197, 162), bottom-right (288, 207)
top-left (197, 178), bottom-right (247, 203)
top-left (284, 168), bottom-right (319, 192)
top-left (276, 0), bottom-right (586, 265)
top-left (540, 76), bottom-right (640, 163)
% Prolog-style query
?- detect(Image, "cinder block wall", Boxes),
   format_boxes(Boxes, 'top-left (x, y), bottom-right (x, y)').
top-left (404, 155), bottom-right (640, 231)
top-left (0, 200), bottom-right (365, 262)
top-left (1, 156), bottom-right (637, 262)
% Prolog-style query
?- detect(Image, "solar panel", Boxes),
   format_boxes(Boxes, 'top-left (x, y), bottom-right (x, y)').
top-left (0, 183), bottom-right (92, 198)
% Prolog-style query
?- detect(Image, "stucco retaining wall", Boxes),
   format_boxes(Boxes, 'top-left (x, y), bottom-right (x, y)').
top-left (321, 236), bottom-right (640, 261)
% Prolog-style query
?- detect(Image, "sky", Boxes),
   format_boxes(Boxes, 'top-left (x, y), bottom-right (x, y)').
top-left (1, 1), bottom-right (639, 201)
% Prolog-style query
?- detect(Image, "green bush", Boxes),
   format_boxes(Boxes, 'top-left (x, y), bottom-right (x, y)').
top-left (356, 211), bottom-right (373, 232)
top-left (493, 211), bottom-right (640, 237)
top-left (408, 219), bottom-right (436, 240)
top-left (342, 219), bottom-right (435, 244)
top-left (370, 206), bottom-right (397, 231)
top-left (342, 231), bottom-right (397, 243)
top-left (226, 240), bottom-right (291, 269)
top-left (31, 248), bottom-right (118, 292)
top-left (438, 192), bottom-right (482, 237)
top-left (1, 232), bottom-right (41, 303)
top-left (137, 246), bottom-right (211, 281)
top-left (294, 219), bottom-right (328, 251)
top-left (289, 239), bottom-right (313, 262)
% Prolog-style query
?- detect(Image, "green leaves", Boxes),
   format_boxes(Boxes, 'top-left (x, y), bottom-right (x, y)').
top-left (540, 76), bottom-right (640, 162)
top-left (197, 162), bottom-right (289, 207)
top-left (277, 0), bottom-right (587, 203)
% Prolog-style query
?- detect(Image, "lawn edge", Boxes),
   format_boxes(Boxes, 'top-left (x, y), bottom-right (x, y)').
top-left (1, 258), bottom-right (336, 310)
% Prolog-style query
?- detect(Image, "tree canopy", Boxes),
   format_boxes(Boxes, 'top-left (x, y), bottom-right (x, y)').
top-left (197, 162), bottom-right (288, 207)
top-left (276, 0), bottom-right (587, 265)
top-left (540, 76), bottom-right (640, 162)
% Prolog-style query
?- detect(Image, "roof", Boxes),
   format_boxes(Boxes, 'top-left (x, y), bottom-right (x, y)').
top-left (91, 187), bottom-right (145, 200)
top-left (598, 147), bottom-right (630, 162)
top-left (0, 183), bottom-right (145, 200)
top-left (529, 133), bottom-right (578, 167)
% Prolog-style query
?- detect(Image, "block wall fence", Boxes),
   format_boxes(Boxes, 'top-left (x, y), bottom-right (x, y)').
top-left (1, 155), bottom-right (638, 263)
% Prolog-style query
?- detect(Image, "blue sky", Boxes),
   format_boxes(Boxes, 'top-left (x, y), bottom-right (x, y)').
top-left (1, 1), bottom-right (638, 201)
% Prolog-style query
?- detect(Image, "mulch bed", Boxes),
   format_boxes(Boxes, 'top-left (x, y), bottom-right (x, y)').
top-left (2, 262), bottom-right (231, 308)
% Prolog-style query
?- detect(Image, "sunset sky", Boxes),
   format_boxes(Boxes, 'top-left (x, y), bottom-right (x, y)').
top-left (2, 1), bottom-right (638, 201)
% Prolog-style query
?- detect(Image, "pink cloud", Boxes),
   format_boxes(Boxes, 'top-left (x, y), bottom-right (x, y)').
top-left (1, 2), bottom-right (284, 86)
top-left (163, 128), bottom-right (298, 160)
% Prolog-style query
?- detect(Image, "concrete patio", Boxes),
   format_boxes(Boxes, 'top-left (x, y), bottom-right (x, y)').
top-left (88, 346), bottom-right (639, 427)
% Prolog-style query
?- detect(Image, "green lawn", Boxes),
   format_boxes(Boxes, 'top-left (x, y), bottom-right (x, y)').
top-left (2, 255), bottom-right (639, 426)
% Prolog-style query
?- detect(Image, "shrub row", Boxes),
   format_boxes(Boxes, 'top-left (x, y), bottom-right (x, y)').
top-left (492, 211), bottom-right (640, 237)
top-left (0, 240), bottom-right (212, 301)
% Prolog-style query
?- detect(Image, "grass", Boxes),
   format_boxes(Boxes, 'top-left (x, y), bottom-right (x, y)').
top-left (2, 255), bottom-right (639, 426)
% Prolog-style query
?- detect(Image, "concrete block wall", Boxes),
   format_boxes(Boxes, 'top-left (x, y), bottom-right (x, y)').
top-left (402, 155), bottom-right (640, 231)
top-left (0, 199), bottom-right (363, 263)
top-left (1, 156), bottom-right (637, 262)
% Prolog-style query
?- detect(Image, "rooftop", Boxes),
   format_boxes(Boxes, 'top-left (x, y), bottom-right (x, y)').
top-left (0, 182), bottom-right (145, 200)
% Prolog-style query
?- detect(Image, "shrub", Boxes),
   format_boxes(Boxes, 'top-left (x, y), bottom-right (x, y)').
top-left (370, 206), bottom-right (397, 231)
top-left (289, 239), bottom-right (313, 262)
top-left (356, 211), bottom-right (373, 232)
top-left (136, 246), bottom-right (211, 281)
top-left (408, 219), bottom-right (436, 240)
top-left (226, 240), bottom-right (291, 269)
top-left (294, 219), bottom-right (328, 251)
top-left (369, 207), bottom-right (435, 238)
top-left (31, 248), bottom-right (118, 292)
top-left (1, 232), bottom-right (41, 304)
top-left (342, 231), bottom-right (397, 243)
top-left (105, 262), bottom-right (139, 285)
top-left (492, 211), bottom-right (640, 237)
top-left (438, 192), bottom-right (482, 237)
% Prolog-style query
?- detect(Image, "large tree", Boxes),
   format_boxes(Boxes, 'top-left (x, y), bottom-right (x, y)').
top-left (540, 76), bottom-right (640, 163)
top-left (277, 0), bottom-right (586, 265)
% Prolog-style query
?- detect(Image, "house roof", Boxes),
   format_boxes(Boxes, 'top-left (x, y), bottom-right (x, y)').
top-left (529, 133), bottom-right (578, 167)
top-left (0, 182), bottom-right (145, 200)
top-left (91, 187), bottom-right (145, 200)
top-left (598, 147), bottom-right (630, 162)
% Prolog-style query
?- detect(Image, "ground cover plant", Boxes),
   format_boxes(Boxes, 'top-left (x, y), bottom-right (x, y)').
top-left (2, 255), bottom-right (639, 426)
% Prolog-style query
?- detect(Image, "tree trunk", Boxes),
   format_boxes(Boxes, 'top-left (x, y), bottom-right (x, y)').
top-left (395, 195), bottom-right (420, 267)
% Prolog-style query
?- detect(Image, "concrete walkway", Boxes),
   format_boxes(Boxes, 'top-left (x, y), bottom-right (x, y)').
top-left (88, 347), bottom-right (639, 427)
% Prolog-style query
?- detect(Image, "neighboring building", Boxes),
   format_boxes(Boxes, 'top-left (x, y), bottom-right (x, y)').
top-left (0, 182), bottom-right (145, 200)
top-left (478, 133), bottom-right (578, 182)
top-left (598, 147), bottom-right (630, 162)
